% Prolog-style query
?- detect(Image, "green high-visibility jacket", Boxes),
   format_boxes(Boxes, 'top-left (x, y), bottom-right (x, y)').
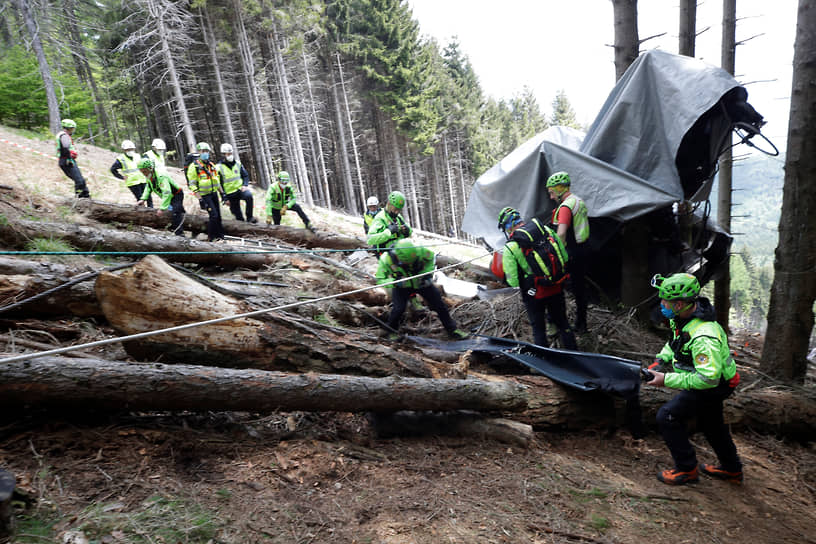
top-left (554, 193), bottom-right (590, 244)
top-left (115, 153), bottom-right (146, 187)
top-left (375, 246), bottom-right (435, 290)
top-left (363, 208), bottom-right (379, 234)
top-left (217, 160), bottom-right (248, 195)
top-left (186, 160), bottom-right (220, 196)
top-left (367, 209), bottom-right (412, 249)
top-left (143, 150), bottom-right (167, 174)
top-left (140, 171), bottom-right (182, 210)
top-left (266, 182), bottom-right (297, 212)
top-left (656, 313), bottom-right (737, 390)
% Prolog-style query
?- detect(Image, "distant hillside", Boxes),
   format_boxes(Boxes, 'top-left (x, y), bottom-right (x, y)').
top-left (711, 152), bottom-right (785, 268)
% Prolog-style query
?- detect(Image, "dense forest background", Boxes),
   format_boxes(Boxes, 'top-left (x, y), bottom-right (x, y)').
top-left (0, 0), bottom-right (783, 332)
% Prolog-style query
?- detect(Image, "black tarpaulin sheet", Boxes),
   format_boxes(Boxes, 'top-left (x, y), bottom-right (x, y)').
top-left (407, 334), bottom-right (642, 397)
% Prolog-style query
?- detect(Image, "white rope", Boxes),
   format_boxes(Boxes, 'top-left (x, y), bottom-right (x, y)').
top-left (0, 251), bottom-right (490, 364)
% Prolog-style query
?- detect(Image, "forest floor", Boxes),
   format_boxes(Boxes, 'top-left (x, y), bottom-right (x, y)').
top-left (1, 126), bottom-right (815, 544)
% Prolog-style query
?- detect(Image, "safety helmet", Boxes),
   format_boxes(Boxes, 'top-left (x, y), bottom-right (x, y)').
top-left (388, 191), bottom-right (406, 210)
top-left (60, 119), bottom-right (77, 129)
top-left (220, 143), bottom-right (233, 154)
top-left (546, 171), bottom-right (571, 188)
top-left (137, 157), bottom-right (154, 170)
top-left (651, 273), bottom-right (700, 301)
top-left (121, 140), bottom-right (136, 151)
top-left (278, 171), bottom-right (290, 184)
top-left (392, 238), bottom-right (419, 264)
top-left (366, 196), bottom-right (379, 207)
top-left (151, 138), bottom-right (166, 150)
top-left (196, 142), bottom-right (211, 151)
top-left (497, 206), bottom-right (521, 232)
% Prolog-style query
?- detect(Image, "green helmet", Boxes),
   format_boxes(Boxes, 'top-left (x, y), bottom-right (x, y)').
top-left (651, 273), bottom-right (700, 301)
top-left (137, 157), bottom-right (154, 170)
top-left (546, 171), bottom-right (571, 187)
top-left (497, 206), bottom-right (521, 231)
top-left (61, 119), bottom-right (77, 129)
top-left (278, 171), bottom-right (290, 183)
top-left (196, 142), bottom-right (211, 151)
top-left (388, 191), bottom-right (406, 210)
top-left (392, 238), bottom-right (419, 264)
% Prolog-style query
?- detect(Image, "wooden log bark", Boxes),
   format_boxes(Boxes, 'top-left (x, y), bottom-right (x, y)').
top-left (94, 255), bottom-right (460, 378)
top-left (0, 256), bottom-right (102, 317)
top-left (0, 357), bottom-right (529, 413)
top-left (370, 411), bottom-right (534, 447)
top-left (71, 199), bottom-right (492, 280)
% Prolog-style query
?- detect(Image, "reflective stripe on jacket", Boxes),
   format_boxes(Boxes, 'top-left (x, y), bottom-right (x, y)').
top-left (375, 247), bottom-right (435, 290)
top-left (186, 160), bottom-right (220, 195)
top-left (554, 194), bottom-right (590, 244)
top-left (141, 172), bottom-right (182, 210)
top-left (217, 161), bottom-right (245, 195)
top-left (265, 182), bottom-right (297, 211)
top-left (116, 153), bottom-right (147, 187)
top-left (367, 209), bottom-right (411, 248)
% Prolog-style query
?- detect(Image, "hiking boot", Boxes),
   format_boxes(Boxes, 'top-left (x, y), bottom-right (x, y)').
top-left (656, 466), bottom-right (699, 485)
top-left (700, 464), bottom-right (743, 483)
top-left (305, 223), bottom-right (316, 233)
top-left (448, 329), bottom-right (470, 340)
top-left (248, 217), bottom-right (258, 224)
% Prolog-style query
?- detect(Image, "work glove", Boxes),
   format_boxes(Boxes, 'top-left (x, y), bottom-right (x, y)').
top-left (221, 195), bottom-right (228, 205)
top-left (399, 224), bottom-right (410, 236)
top-left (281, 206), bottom-right (287, 215)
top-left (69, 150), bottom-right (78, 159)
top-left (266, 217), bottom-right (272, 225)
top-left (387, 223), bottom-right (399, 234)
top-left (198, 198), bottom-right (207, 210)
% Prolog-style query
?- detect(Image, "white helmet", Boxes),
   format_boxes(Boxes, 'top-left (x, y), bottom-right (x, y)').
top-left (366, 196), bottom-right (379, 207)
top-left (151, 138), bottom-right (166, 150)
top-left (220, 143), bottom-right (233, 154)
top-left (121, 140), bottom-right (136, 151)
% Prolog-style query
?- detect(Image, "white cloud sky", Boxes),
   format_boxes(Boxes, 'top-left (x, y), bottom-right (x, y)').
top-left (407, 0), bottom-right (796, 144)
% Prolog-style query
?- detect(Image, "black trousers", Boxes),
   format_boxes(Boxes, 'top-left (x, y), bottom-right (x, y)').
top-left (59, 161), bottom-right (89, 198)
top-left (168, 191), bottom-right (186, 236)
top-left (656, 380), bottom-right (741, 472)
top-left (567, 243), bottom-right (588, 330)
top-left (129, 183), bottom-right (153, 207)
top-left (226, 190), bottom-right (254, 221)
top-left (388, 285), bottom-right (457, 333)
top-left (522, 290), bottom-right (577, 350)
top-left (200, 193), bottom-right (225, 241)
top-left (271, 204), bottom-right (310, 227)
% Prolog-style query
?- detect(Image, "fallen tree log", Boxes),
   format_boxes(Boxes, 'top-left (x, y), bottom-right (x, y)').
top-left (94, 255), bottom-right (461, 378)
top-left (370, 411), bottom-right (534, 447)
top-left (0, 357), bottom-right (528, 413)
top-left (0, 257), bottom-right (105, 317)
top-left (71, 199), bottom-right (492, 280)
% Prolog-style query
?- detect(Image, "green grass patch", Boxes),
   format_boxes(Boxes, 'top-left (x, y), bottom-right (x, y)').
top-left (75, 495), bottom-right (222, 543)
top-left (568, 487), bottom-right (609, 503)
top-left (589, 514), bottom-right (610, 531)
top-left (24, 237), bottom-right (76, 254)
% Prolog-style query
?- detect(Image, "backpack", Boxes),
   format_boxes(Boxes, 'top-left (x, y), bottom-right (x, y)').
top-left (510, 218), bottom-right (569, 297)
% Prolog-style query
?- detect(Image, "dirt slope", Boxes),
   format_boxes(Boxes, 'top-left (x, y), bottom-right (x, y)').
top-left (1, 126), bottom-right (815, 544)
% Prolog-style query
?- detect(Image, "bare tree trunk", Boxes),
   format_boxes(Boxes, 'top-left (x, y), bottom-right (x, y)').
top-left (303, 47), bottom-right (331, 209)
top-left (443, 134), bottom-right (458, 235)
top-left (611, 0), bottom-right (640, 81)
top-left (715, 0), bottom-right (737, 331)
top-left (201, 8), bottom-right (237, 156)
top-left (329, 60), bottom-right (354, 209)
top-left (14, 0), bottom-right (60, 132)
top-left (337, 52), bottom-right (365, 212)
top-left (678, 0), bottom-right (697, 56)
top-left (761, 0), bottom-right (816, 383)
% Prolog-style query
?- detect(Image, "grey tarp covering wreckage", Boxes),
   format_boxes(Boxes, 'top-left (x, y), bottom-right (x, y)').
top-left (462, 50), bottom-right (766, 298)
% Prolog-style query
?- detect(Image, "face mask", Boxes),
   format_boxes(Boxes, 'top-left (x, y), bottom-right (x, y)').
top-left (200, 152), bottom-right (210, 161)
top-left (660, 305), bottom-right (676, 319)
top-left (225, 154), bottom-right (234, 162)
top-left (126, 151), bottom-right (135, 158)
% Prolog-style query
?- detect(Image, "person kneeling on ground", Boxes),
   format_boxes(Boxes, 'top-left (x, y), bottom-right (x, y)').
top-left (375, 239), bottom-right (469, 341)
top-left (265, 170), bottom-right (314, 232)
top-left (645, 273), bottom-right (742, 486)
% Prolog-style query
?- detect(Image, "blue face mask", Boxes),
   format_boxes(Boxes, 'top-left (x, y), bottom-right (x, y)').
top-left (200, 152), bottom-right (210, 161)
top-left (660, 303), bottom-right (676, 319)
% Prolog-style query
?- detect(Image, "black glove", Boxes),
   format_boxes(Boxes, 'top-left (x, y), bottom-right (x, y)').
top-left (221, 195), bottom-right (228, 205)
top-left (399, 224), bottom-right (410, 236)
top-left (199, 198), bottom-right (207, 210)
top-left (387, 223), bottom-right (399, 234)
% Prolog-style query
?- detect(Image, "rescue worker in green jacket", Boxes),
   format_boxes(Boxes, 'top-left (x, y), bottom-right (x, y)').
top-left (363, 195), bottom-right (380, 234)
top-left (55, 118), bottom-right (90, 198)
top-left (375, 239), bottom-right (469, 340)
top-left (143, 138), bottom-right (168, 175)
top-left (137, 157), bottom-right (186, 236)
top-left (497, 207), bottom-right (577, 350)
top-left (217, 143), bottom-right (257, 223)
top-left (265, 171), bottom-right (314, 231)
top-left (547, 171), bottom-right (590, 332)
top-left (645, 273), bottom-right (743, 485)
top-left (111, 140), bottom-right (150, 207)
top-left (367, 191), bottom-right (412, 253)
top-left (186, 142), bottom-right (225, 242)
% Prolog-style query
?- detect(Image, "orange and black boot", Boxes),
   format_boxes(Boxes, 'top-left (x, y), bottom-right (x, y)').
top-left (657, 466), bottom-right (699, 485)
top-left (700, 464), bottom-right (743, 483)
